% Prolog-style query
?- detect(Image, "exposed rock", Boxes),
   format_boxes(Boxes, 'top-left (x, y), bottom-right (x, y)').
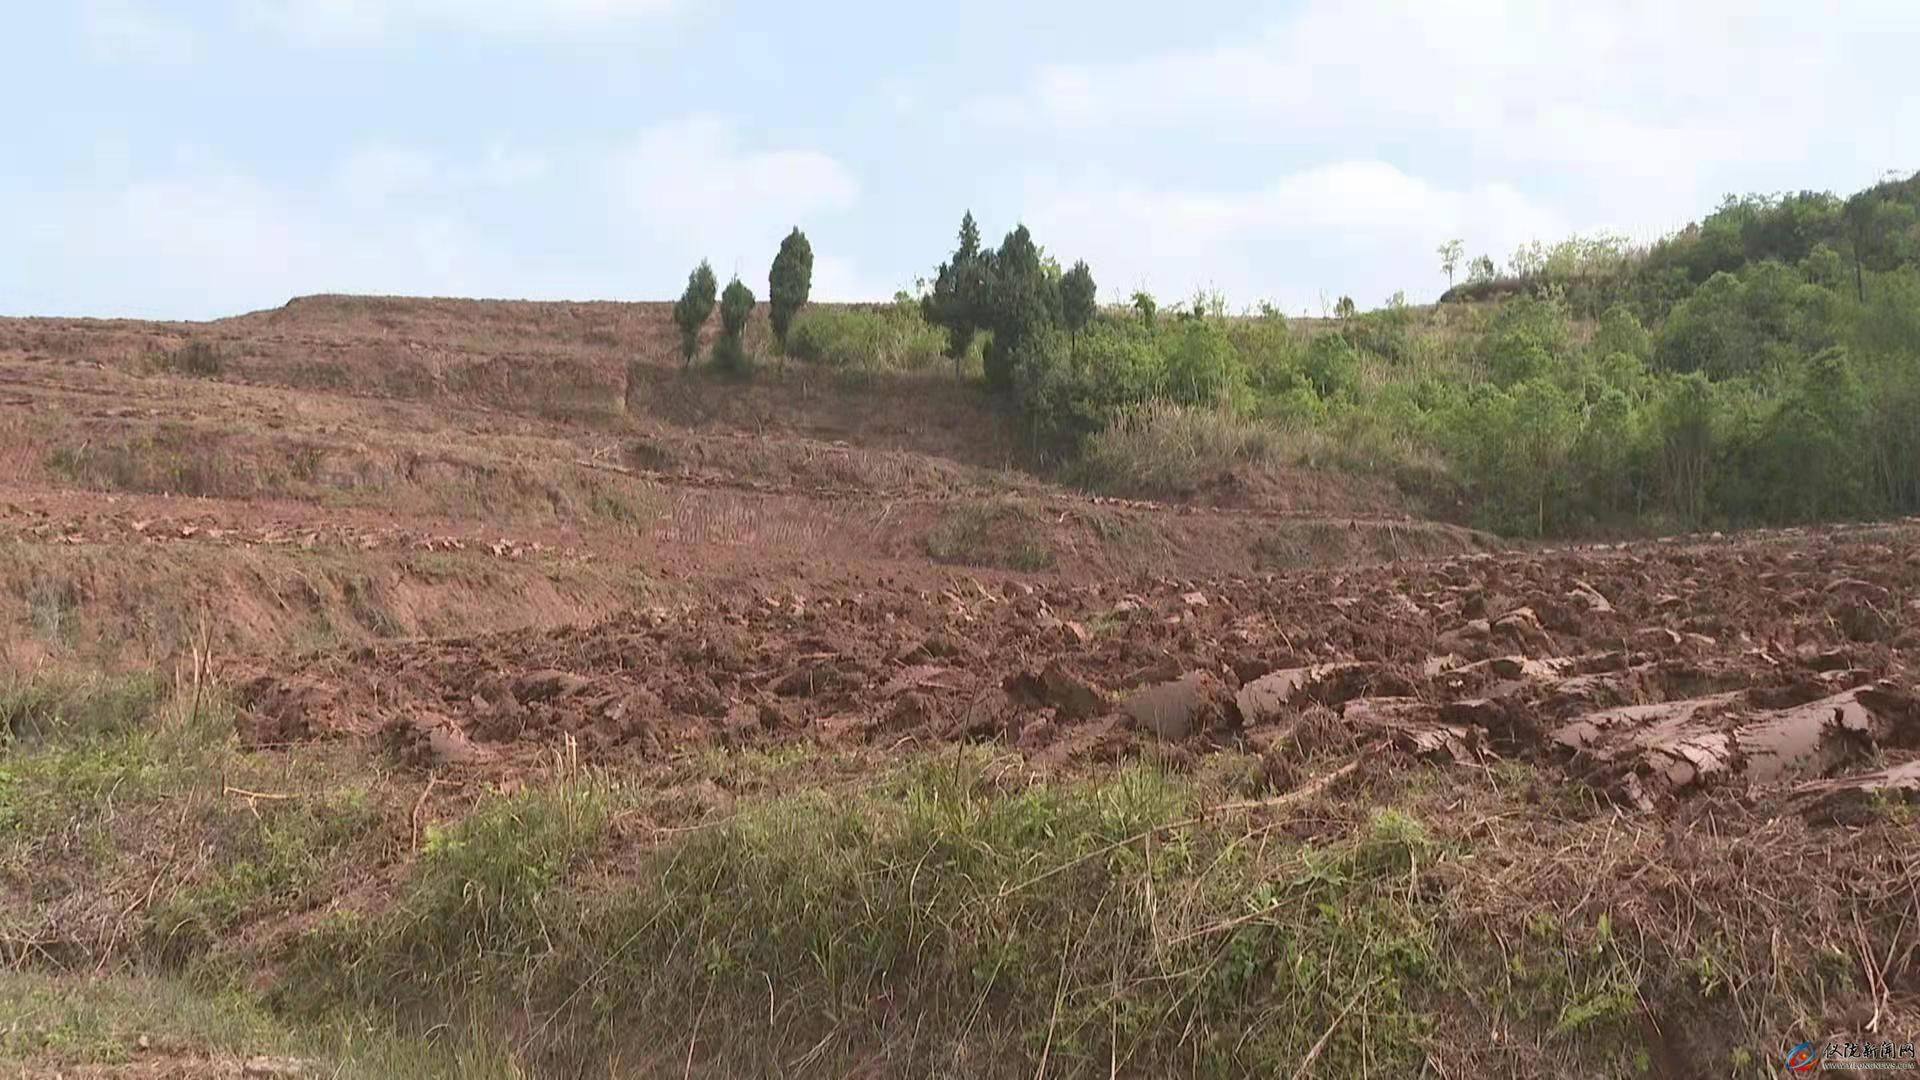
top-left (1459, 655), bottom-right (1576, 680)
top-left (1435, 618), bottom-right (1493, 655)
top-left (1797, 645), bottom-right (1854, 672)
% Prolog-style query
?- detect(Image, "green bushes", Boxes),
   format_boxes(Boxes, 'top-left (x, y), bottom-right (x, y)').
top-left (786, 300), bottom-right (948, 372)
top-left (643, 172), bottom-right (1920, 538)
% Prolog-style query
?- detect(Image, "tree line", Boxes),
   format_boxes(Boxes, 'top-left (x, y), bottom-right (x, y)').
top-left (646, 170), bottom-right (1920, 538)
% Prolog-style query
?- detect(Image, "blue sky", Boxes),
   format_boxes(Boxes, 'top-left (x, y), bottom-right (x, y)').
top-left (3, 0), bottom-right (1916, 319)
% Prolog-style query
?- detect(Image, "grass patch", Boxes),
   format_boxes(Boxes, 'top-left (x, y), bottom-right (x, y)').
top-left (0, 670), bottom-right (166, 744)
top-left (47, 425), bottom-right (252, 499)
top-left (1068, 401), bottom-right (1283, 498)
top-left (151, 340), bottom-right (225, 378)
top-left (924, 500), bottom-right (1056, 571)
top-left (289, 757), bottom-right (1455, 1076)
top-left (0, 970), bottom-right (282, 1066)
top-left (3, 682), bottom-right (1905, 1077)
top-left (585, 481), bottom-right (660, 532)
top-left (0, 970), bottom-right (521, 1078)
top-left (25, 576), bottom-right (79, 645)
top-left (786, 301), bottom-right (949, 373)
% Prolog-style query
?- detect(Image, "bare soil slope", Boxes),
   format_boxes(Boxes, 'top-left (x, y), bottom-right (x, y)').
top-left (0, 295), bottom-right (1468, 669)
top-left (9, 295), bottom-right (1916, 1078)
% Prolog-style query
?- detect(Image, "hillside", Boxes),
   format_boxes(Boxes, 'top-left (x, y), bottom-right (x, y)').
top-left (0, 294), bottom-right (1467, 671)
top-left (3, 285), bottom-right (1917, 1079)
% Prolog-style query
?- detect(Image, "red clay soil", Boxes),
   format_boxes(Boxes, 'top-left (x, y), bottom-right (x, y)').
top-left (240, 520), bottom-right (1920, 818)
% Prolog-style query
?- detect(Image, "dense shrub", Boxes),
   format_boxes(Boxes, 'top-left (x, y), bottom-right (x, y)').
top-left (896, 174), bottom-right (1920, 537)
top-left (786, 302), bottom-right (947, 373)
top-left (1480, 296), bottom-right (1570, 386)
top-left (767, 228), bottom-right (813, 352)
top-left (672, 261), bottom-right (718, 367)
top-left (1068, 401), bottom-right (1279, 498)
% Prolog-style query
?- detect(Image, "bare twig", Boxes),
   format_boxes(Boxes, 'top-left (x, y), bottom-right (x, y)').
top-left (1288, 985), bottom-right (1369, 1080)
top-left (411, 774), bottom-right (441, 853)
top-left (223, 786), bottom-right (293, 801)
top-left (573, 457), bottom-right (636, 476)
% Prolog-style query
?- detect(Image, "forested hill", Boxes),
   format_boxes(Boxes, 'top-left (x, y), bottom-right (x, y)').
top-left (1441, 169), bottom-right (1920, 314)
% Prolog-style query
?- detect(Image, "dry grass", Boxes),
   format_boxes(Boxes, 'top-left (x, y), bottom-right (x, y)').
top-left (1069, 401), bottom-right (1284, 498)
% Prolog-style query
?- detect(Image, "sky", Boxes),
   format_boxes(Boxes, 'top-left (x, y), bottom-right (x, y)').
top-left (2, 0), bottom-right (1916, 320)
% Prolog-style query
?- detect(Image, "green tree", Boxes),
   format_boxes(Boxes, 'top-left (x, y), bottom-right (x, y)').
top-left (1302, 333), bottom-right (1358, 401)
top-left (1569, 387), bottom-right (1643, 523)
top-left (1467, 255), bottom-right (1497, 284)
top-left (1800, 243), bottom-right (1848, 291)
top-left (1333, 296), bottom-right (1357, 319)
top-left (982, 224), bottom-right (1060, 394)
top-left (1441, 380), bottom-right (1580, 535)
top-left (1844, 191), bottom-right (1919, 301)
top-left (1438, 239), bottom-right (1464, 286)
top-left (1160, 318), bottom-right (1247, 407)
top-left (922, 212), bottom-right (990, 376)
top-left (1481, 296), bottom-right (1570, 386)
top-left (1060, 260), bottom-right (1097, 358)
top-left (767, 227), bottom-right (813, 359)
top-left (1751, 347), bottom-right (1868, 520)
top-left (1655, 262), bottom-right (1836, 379)
top-left (713, 276), bottom-right (757, 376)
top-left (1651, 374), bottom-right (1717, 525)
top-left (1131, 290), bottom-right (1158, 328)
top-left (1853, 273), bottom-right (1920, 511)
top-left (1591, 305), bottom-right (1652, 365)
top-left (672, 261), bottom-right (718, 367)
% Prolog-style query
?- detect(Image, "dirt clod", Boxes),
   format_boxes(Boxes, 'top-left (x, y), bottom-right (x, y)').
top-left (1122, 672), bottom-right (1233, 740)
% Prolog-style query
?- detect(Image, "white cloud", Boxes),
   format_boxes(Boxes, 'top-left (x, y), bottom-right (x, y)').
top-left (332, 141), bottom-right (549, 207)
top-left (1025, 162), bottom-right (1565, 310)
top-left (811, 254), bottom-right (905, 304)
top-left (251, 0), bottom-right (677, 44)
top-left (1, 119), bottom-right (870, 319)
top-left (4, 163), bottom-right (510, 319)
top-left (82, 1), bottom-right (196, 65)
top-left (333, 145), bottom-right (440, 206)
top-left (977, 0), bottom-right (1920, 297)
top-left (605, 116), bottom-right (860, 285)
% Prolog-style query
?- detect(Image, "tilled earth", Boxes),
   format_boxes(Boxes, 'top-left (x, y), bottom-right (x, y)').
top-left (241, 519), bottom-right (1920, 821)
